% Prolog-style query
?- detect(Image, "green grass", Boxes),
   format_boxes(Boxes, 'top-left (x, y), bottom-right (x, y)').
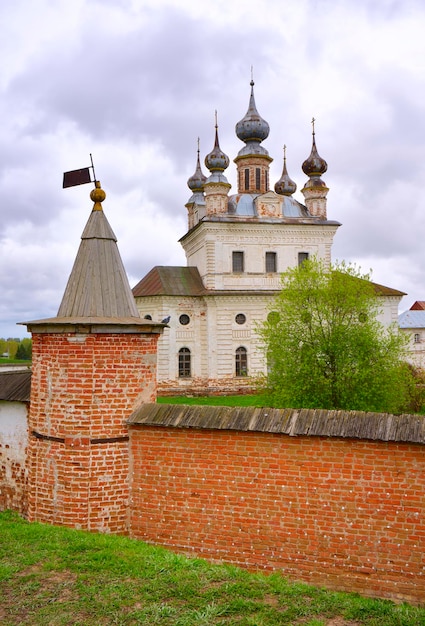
top-left (1, 511), bottom-right (424, 625)
top-left (157, 394), bottom-right (269, 407)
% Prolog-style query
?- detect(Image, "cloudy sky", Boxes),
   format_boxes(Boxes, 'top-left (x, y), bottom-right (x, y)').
top-left (1, 0), bottom-right (424, 339)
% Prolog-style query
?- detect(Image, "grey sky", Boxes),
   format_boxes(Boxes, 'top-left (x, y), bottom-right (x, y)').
top-left (1, 0), bottom-right (424, 338)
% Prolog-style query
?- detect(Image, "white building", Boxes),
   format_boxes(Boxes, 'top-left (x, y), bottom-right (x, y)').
top-left (399, 301), bottom-right (425, 370)
top-left (133, 81), bottom-right (404, 394)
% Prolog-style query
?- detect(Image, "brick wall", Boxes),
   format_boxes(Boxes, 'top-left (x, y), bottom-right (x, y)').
top-left (27, 331), bottom-right (158, 532)
top-left (129, 426), bottom-right (425, 604)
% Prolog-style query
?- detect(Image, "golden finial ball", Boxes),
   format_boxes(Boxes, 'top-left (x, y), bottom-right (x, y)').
top-left (90, 183), bottom-right (106, 204)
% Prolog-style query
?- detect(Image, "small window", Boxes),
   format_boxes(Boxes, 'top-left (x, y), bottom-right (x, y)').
top-left (414, 333), bottom-right (421, 343)
top-left (265, 252), bottom-right (277, 273)
top-left (235, 313), bottom-right (246, 325)
top-left (178, 347), bottom-right (191, 378)
top-left (255, 168), bottom-right (261, 190)
top-left (244, 168), bottom-right (250, 191)
top-left (232, 251), bottom-right (244, 273)
top-left (179, 314), bottom-right (190, 326)
top-left (235, 346), bottom-right (248, 377)
top-left (298, 252), bottom-right (309, 266)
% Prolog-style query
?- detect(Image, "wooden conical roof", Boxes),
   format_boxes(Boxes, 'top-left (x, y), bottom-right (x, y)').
top-left (22, 183), bottom-right (164, 332)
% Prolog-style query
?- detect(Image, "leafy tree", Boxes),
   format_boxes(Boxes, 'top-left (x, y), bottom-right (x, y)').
top-left (21, 338), bottom-right (32, 360)
top-left (6, 340), bottom-right (18, 359)
top-left (259, 258), bottom-right (415, 413)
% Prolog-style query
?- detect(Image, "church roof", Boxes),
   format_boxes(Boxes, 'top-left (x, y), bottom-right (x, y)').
top-left (132, 266), bottom-right (207, 297)
top-left (133, 265), bottom-right (402, 300)
top-left (370, 281), bottom-right (406, 297)
top-left (399, 310), bottom-right (425, 329)
top-left (410, 301), bottom-right (425, 310)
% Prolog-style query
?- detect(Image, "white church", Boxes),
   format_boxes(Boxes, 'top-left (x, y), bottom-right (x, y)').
top-left (133, 81), bottom-right (404, 394)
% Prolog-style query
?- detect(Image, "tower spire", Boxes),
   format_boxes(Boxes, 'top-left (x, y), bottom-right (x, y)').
top-left (301, 118), bottom-right (329, 219)
top-left (204, 112), bottom-right (231, 216)
top-left (186, 138), bottom-right (207, 229)
top-left (234, 77), bottom-right (272, 194)
top-left (275, 145), bottom-right (297, 196)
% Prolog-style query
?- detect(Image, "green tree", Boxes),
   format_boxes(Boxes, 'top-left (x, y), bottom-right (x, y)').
top-left (21, 338), bottom-right (32, 360)
top-left (259, 258), bottom-right (415, 413)
top-left (6, 340), bottom-right (18, 359)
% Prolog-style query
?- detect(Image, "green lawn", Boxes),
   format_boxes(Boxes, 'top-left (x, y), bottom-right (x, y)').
top-left (0, 511), bottom-right (424, 625)
top-left (157, 394), bottom-right (269, 407)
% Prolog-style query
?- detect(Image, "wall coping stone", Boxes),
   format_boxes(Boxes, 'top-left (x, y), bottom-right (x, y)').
top-left (127, 403), bottom-right (425, 444)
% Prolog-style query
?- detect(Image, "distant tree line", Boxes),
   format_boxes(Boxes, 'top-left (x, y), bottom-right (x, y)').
top-left (0, 338), bottom-right (32, 360)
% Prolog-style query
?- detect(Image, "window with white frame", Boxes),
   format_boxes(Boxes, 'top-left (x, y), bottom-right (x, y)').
top-left (178, 347), bottom-right (191, 378)
top-left (235, 346), bottom-right (248, 377)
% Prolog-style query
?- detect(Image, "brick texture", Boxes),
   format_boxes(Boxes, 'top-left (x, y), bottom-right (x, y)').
top-left (27, 331), bottom-right (158, 532)
top-left (129, 427), bottom-right (425, 604)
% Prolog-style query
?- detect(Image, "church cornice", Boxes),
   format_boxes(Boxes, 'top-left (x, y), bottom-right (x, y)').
top-left (179, 217), bottom-right (341, 243)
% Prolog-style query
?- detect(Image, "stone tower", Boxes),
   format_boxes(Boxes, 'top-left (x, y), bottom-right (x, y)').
top-left (23, 182), bottom-right (164, 532)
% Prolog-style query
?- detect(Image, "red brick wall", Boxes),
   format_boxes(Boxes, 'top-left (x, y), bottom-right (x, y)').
top-left (129, 427), bottom-right (425, 604)
top-left (27, 331), bottom-right (158, 532)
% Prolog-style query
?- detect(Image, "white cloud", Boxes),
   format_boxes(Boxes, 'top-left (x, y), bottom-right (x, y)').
top-left (1, 0), bottom-right (425, 338)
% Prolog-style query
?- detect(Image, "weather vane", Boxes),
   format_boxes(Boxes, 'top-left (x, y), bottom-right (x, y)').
top-left (62, 153), bottom-right (97, 189)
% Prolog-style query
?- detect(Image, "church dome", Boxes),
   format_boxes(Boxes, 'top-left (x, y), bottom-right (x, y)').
top-left (275, 146), bottom-right (297, 196)
top-left (205, 117), bottom-right (230, 173)
top-left (235, 80), bottom-right (270, 145)
top-left (187, 142), bottom-right (207, 192)
top-left (302, 121), bottom-right (327, 177)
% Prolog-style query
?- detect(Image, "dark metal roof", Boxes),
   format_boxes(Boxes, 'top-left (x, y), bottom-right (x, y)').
top-left (370, 280), bottom-right (406, 297)
top-left (411, 301), bottom-right (425, 310)
top-left (132, 265), bottom-right (404, 300)
top-left (132, 266), bottom-right (207, 297)
top-left (128, 403), bottom-right (425, 444)
top-left (0, 370), bottom-right (31, 402)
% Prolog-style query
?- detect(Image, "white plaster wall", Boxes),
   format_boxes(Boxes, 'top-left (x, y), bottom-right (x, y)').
top-left (0, 401), bottom-right (28, 466)
top-left (182, 221), bottom-right (338, 291)
top-left (0, 400), bottom-right (28, 512)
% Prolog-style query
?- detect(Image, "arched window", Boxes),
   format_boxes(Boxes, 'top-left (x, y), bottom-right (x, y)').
top-left (235, 346), bottom-right (248, 377)
top-left (178, 347), bottom-right (191, 378)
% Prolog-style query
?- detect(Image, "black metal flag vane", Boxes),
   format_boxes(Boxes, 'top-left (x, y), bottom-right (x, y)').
top-left (62, 154), bottom-right (97, 188)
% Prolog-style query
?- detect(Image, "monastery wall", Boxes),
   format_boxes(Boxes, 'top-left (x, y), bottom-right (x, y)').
top-left (128, 406), bottom-right (425, 605)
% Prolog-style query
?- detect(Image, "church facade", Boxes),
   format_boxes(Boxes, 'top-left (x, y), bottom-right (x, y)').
top-left (133, 82), bottom-right (403, 394)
